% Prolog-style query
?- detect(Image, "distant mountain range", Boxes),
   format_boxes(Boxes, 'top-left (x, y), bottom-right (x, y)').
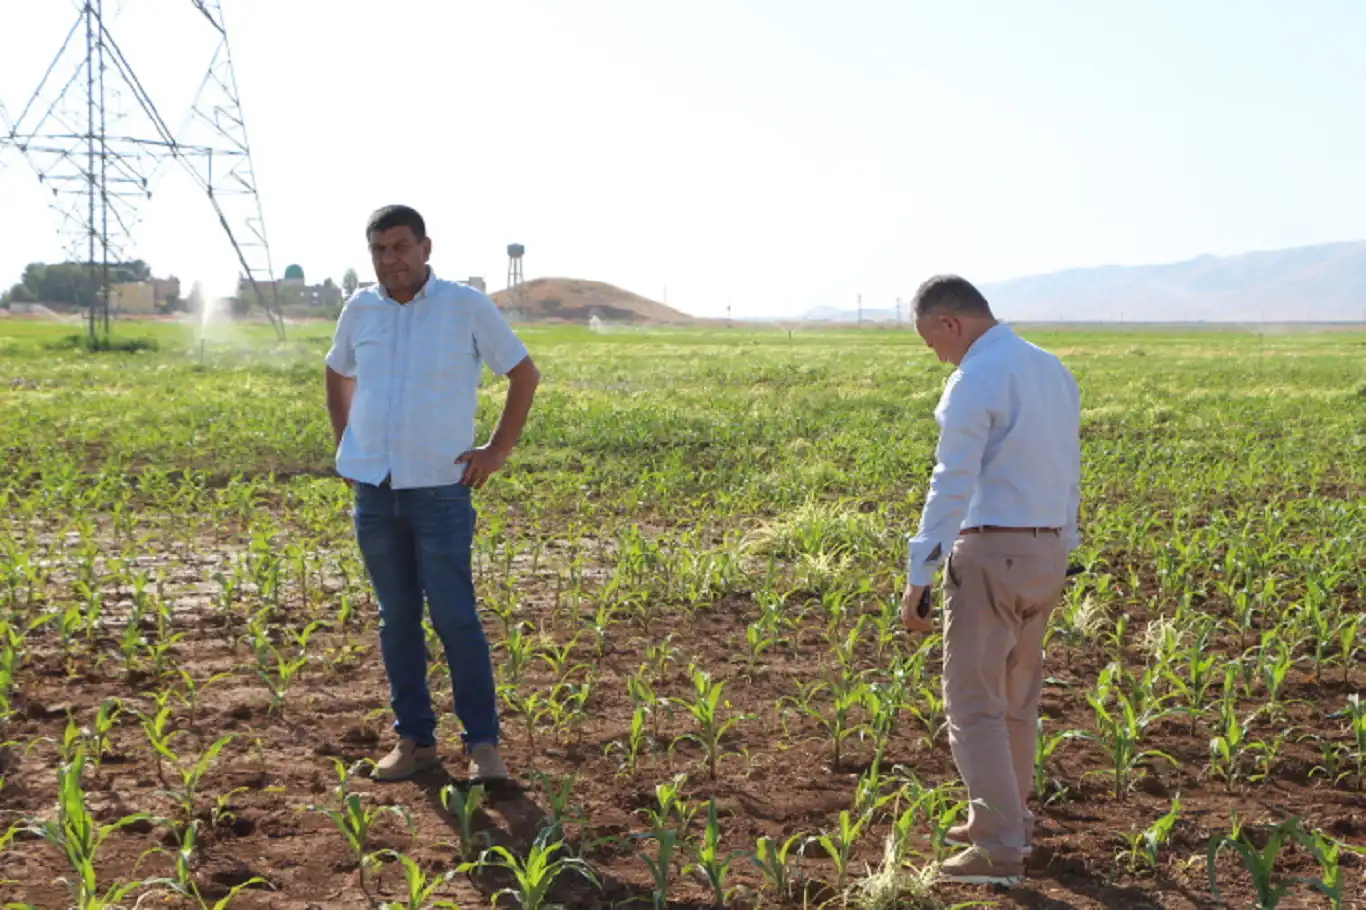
top-left (800, 241), bottom-right (1366, 323)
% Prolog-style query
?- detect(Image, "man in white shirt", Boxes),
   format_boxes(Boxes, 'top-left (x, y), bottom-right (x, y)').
top-left (325, 204), bottom-right (540, 783)
top-left (900, 274), bottom-right (1081, 886)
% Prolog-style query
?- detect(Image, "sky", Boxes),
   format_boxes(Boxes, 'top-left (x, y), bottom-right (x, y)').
top-left (2, 0), bottom-right (1365, 319)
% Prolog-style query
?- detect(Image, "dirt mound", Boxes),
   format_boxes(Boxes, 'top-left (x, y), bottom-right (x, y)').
top-left (491, 277), bottom-right (694, 325)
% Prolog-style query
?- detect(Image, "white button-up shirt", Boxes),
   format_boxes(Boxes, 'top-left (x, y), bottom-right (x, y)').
top-left (906, 323), bottom-right (1082, 586)
top-left (325, 269), bottom-right (529, 489)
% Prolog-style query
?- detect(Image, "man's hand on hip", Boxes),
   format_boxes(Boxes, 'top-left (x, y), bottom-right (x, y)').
top-left (901, 580), bottom-right (934, 634)
top-left (456, 445), bottom-right (509, 488)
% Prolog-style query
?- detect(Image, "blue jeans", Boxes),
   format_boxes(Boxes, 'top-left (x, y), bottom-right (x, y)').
top-left (353, 481), bottom-right (498, 748)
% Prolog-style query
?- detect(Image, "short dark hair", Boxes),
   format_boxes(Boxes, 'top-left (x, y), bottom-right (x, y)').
top-left (366, 204), bottom-right (426, 240)
top-left (912, 274), bottom-right (993, 319)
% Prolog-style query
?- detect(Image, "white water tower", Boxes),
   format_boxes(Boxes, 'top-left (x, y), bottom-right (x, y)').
top-left (505, 244), bottom-right (525, 311)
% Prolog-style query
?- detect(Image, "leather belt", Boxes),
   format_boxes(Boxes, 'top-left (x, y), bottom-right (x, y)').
top-left (960, 525), bottom-right (1060, 536)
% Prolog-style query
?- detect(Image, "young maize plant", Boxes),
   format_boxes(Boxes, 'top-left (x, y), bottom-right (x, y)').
top-left (635, 826), bottom-right (680, 910)
top-left (685, 798), bottom-right (741, 907)
top-left (1336, 693), bottom-right (1366, 790)
top-left (370, 849), bottom-right (464, 910)
top-left (748, 831), bottom-right (807, 904)
top-left (154, 732), bottom-right (236, 823)
top-left (802, 807), bottom-right (873, 894)
top-left (306, 758), bottom-right (415, 897)
top-left (604, 704), bottom-right (652, 777)
top-left (1207, 815), bottom-right (1302, 910)
top-left (465, 825), bottom-right (600, 910)
top-left (1115, 794), bottom-right (1181, 874)
top-left (1082, 676), bottom-right (1178, 799)
top-left (673, 665), bottom-right (752, 779)
top-left (17, 743), bottom-right (152, 910)
top-left (138, 818), bottom-right (273, 909)
top-left (638, 773), bottom-right (701, 837)
top-left (1290, 827), bottom-right (1366, 910)
top-left (1034, 717), bottom-right (1085, 805)
top-left (780, 675), bottom-right (872, 772)
top-left (439, 782), bottom-right (490, 862)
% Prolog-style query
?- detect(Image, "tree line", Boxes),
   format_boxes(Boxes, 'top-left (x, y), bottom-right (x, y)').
top-left (4, 261), bottom-right (365, 317)
top-left (0, 260), bottom-right (183, 310)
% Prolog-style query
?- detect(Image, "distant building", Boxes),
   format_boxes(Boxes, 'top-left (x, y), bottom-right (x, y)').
top-left (152, 276), bottom-right (181, 304)
top-left (111, 282), bottom-right (156, 314)
top-left (237, 263), bottom-right (343, 310)
top-left (464, 276), bottom-right (486, 292)
top-left (107, 275), bottom-right (180, 314)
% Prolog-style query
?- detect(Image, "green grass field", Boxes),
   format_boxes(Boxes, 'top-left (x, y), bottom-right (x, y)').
top-left (0, 318), bottom-right (1363, 909)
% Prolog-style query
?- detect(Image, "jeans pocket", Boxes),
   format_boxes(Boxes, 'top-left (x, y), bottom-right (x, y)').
top-left (426, 482), bottom-right (470, 501)
top-left (352, 481), bottom-right (379, 519)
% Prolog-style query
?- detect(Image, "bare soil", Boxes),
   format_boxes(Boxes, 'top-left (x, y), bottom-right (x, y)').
top-left (1, 544), bottom-right (1362, 910)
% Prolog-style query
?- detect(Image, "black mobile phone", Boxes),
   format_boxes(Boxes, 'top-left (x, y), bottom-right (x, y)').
top-left (917, 586), bottom-right (932, 618)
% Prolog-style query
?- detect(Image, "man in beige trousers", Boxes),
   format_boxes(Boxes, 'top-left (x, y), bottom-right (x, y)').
top-left (900, 275), bottom-right (1082, 886)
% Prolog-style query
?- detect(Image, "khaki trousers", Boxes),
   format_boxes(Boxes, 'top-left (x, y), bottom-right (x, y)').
top-left (941, 530), bottom-right (1067, 864)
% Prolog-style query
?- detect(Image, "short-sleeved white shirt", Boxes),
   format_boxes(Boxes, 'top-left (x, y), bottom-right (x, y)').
top-left (325, 269), bottom-right (529, 489)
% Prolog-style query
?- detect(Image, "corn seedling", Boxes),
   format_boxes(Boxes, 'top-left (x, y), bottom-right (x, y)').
top-left (252, 638), bottom-right (308, 715)
top-left (1083, 682), bottom-right (1177, 799)
top-left (140, 819), bottom-right (272, 909)
top-left (803, 807), bottom-right (873, 894)
top-left (1291, 827), bottom-right (1366, 910)
top-left (1207, 816), bottom-right (1301, 910)
top-left (635, 827), bottom-right (680, 910)
top-left (1343, 693), bottom-right (1366, 789)
top-left (685, 798), bottom-right (741, 907)
top-left (1116, 794), bottom-right (1181, 873)
top-left (155, 733), bottom-right (235, 822)
top-left (307, 758), bottom-right (415, 894)
top-left (674, 665), bottom-right (752, 779)
top-left (374, 849), bottom-right (463, 910)
top-left (78, 698), bottom-right (122, 771)
top-left (17, 744), bottom-right (152, 910)
top-left (465, 826), bottom-right (601, 910)
top-left (605, 704), bottom-right (652, 776)
top-left (500, 683), bottom-right (553, 753)
top-left (780, 675), bottom-right (872, 772)
top-left (439, 782), bottom-right (490, 862)
top-left (1035, 717), bottom-right (1084, 804)
top-left (749, 831), bottom-right (806, 901)
top-left (639, 773), bottom-right (700, 835)
top-left (139, 701), bottom-right (182, 786)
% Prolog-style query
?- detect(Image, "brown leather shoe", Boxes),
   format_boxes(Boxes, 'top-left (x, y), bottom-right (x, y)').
top-left (372, 739), bottom-right (439, 782)
top-left (937, 846), bottom-right (1024, 886)
top-left (468, 742), bottom-right (508, 782)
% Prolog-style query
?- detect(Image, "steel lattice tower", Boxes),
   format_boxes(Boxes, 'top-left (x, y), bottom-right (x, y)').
top-left (0, 0), bottom-right (285, 342)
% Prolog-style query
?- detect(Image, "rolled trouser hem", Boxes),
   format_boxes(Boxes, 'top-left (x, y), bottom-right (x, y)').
top-left (394, 724), bottom-right (437, 749)
top-left (458, 729), bottom-right (500, 747)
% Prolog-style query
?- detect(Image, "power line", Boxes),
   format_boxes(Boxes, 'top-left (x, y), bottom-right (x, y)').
top-left (0, 0), bottom-right (285, 342)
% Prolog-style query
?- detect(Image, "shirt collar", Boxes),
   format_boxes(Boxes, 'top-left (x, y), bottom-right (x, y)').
top-left (376, 266), bottom-right (437, 303)
top-left (960, 321), bottom-right (1012, 367)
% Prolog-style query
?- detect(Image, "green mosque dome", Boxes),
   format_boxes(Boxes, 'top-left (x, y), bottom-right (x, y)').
top-left (283, 264), bottom-right (305, 281)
